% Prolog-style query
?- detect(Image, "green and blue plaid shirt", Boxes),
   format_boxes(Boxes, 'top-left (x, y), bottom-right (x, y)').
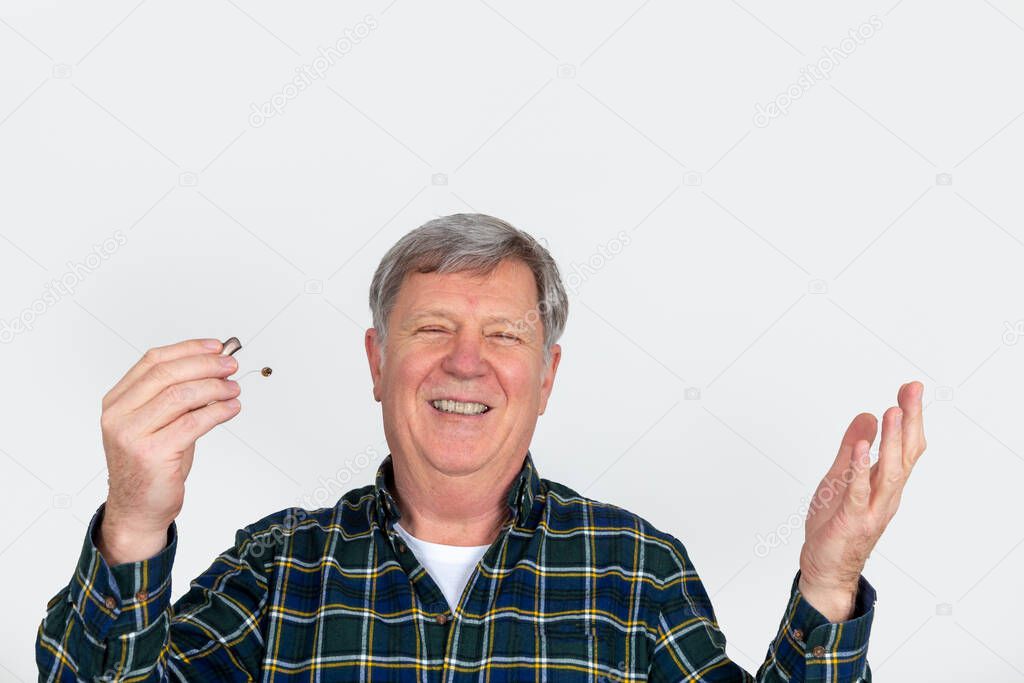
top-left (37, 450), bottom-right (876, 681)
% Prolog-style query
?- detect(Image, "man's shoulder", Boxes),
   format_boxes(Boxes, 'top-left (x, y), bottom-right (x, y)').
top-left (540, 478), bottom-right (694, 576)
top-left (540, 476), bottom-right (677, 538)
top-left (232, 484), bottom-right (378, 557)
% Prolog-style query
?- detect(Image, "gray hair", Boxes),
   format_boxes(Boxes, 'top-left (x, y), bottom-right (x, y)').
top-left (369, 213), bottom-right (568, 363)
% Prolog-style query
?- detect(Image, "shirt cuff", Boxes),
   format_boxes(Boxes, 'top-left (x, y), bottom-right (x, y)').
top-left (770, 570), bottom-right (876, 682)
top-left (67, 502), bottom-right (177, 640)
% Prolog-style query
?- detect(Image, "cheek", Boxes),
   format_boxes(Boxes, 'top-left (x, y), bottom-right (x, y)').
top-left (497, 362), bottom-right (542, 406)
top-left (387, 352), bottom-right (437, 396)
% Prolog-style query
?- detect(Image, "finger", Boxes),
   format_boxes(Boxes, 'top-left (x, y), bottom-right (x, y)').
top-left (841, 439), bottom-right (872, 519)
top-left (870, 406), bottom-right (903, 515)
top-left (103, 339), bottom-right (223, 409)
top-left (129, 378), bottom-right (241, 436)
top-left (150, 396), bottom-right (242, 454)
top-left (825, 413), bottom-right (878, 494)
top-left (898, 380), bottom-right (927, 470)
top-left (114, 352), bottom-right (238, 415)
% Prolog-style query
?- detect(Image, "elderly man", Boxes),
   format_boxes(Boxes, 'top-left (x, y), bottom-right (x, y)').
top-left (37, 213), bottom-right (926, 681)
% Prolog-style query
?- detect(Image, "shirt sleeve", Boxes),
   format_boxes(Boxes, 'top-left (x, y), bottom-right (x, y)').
top-left (35, 502), bottom-right (272, 682)
top-left (647, 536), bottom-right (875, 683)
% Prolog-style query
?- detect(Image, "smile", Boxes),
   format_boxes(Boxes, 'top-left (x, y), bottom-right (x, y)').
top-left (430, 399), bottom-right (491, 416)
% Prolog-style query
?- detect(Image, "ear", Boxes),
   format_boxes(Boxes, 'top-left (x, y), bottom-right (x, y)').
top-left (365, 328), bottom-right (383, 402)
top-left (537, 343), bottom-right (561, 415)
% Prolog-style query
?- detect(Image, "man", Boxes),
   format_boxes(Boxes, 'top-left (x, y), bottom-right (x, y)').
top-left (36, 213), bottom-right (926, 681)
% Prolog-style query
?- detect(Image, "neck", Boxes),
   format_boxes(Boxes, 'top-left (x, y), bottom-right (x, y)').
top-left (390, 452), bottom-right (522, 546)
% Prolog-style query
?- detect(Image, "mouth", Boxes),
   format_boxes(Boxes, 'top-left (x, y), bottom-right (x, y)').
top-left (429, 398), bottom-right (492, 416)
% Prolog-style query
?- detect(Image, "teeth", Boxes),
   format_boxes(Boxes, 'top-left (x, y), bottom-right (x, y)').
top-left (431, 399), bottom-right (490, 415)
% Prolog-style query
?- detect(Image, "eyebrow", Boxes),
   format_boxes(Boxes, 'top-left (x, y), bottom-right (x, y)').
top-left (404, 309), bottom-right (526, 328)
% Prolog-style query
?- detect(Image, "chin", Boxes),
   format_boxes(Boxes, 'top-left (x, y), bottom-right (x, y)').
top-left (420, 441), bottom-right (494, 475)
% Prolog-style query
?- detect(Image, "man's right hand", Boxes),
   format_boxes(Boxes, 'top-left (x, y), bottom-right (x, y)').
top-left (96, 338), bottom-right (243, 565)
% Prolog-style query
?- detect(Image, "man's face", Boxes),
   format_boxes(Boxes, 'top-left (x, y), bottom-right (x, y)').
top-left (365, 258), bottom-right (561, 477)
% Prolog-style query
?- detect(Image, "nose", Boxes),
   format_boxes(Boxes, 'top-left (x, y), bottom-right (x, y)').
top-left (440, 328), bottom-right (488, 379)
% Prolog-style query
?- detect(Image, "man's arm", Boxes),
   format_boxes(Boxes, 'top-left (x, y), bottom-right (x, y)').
top-left (35, 337), bottom-right (255, 679)
top-left (36, 502), bottom-right (271, 681)
top-left (647, 537), bottom-right (873, 682)
top-left (760, 571), bottom-right (874, 681)
top-left (650, 381), bottom-right (926, 681)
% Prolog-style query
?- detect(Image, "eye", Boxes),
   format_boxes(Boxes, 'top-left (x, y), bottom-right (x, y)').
top-left (491, 332), bottom-right (521, 343)
top-left (418, 326), bottom-right (447, 334)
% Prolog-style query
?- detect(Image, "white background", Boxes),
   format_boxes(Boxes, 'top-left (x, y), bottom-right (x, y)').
top-left (3, 1), bottom-right (1024, 680)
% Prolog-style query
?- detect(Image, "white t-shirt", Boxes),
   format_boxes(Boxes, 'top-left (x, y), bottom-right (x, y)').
top-left (393, 521), bottom-right (491, 612)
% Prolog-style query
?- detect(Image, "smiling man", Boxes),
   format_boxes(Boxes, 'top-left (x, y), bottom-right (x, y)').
top-left (37, 213), bottom-right (926, 681)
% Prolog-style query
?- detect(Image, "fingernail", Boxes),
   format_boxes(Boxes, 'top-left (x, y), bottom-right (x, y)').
top-left (220, 356), bottom-right (237, 369)
top-left (896, 410), bottom-right (903, 426)
top-left (203, 339), bottom-right (221, 350)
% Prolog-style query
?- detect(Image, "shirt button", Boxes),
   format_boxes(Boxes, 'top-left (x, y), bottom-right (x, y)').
top-left (135, 590), bottom-right (148, 601)
top-left (104, 596), bottom-right (117, 609)
top-left (793, 629), bottom-right (803, 641)
top-left (435, 613), bottom-right (449, 624)
top-left (812, 645), bottom-right (826, 658)
top-left (397, 543), bottom-right (406, 553)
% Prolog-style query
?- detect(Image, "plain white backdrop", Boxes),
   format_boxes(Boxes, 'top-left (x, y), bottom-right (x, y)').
top-left (2, 1), bottom-right (1024, 680)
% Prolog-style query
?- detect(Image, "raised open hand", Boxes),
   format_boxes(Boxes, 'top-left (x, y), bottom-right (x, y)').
top-left (797, 381), bottom-right (927, 621)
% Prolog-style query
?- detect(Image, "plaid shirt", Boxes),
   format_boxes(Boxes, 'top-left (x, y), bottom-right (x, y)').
top-left (37, 450), bottom-right (876, 681)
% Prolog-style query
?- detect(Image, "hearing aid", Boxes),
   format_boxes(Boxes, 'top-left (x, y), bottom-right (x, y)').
top-left (219, 336), bottom-right (272, 380)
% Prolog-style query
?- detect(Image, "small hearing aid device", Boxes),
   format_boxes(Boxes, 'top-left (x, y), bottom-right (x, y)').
top-left (221, 337), bottom-right (242, 356)
top-left (219, 337), bottom-right (271, 379)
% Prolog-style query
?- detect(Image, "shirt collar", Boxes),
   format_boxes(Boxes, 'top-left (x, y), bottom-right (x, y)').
top-left (372, 449), bottom-right (543, 533)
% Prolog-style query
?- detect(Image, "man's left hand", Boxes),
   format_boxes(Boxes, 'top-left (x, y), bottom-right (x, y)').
top-left (797, 381), bottom-right (928, 621)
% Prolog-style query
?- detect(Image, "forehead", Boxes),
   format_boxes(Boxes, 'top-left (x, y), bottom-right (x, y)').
top-left (393, 259), bottom-right (539, 317)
